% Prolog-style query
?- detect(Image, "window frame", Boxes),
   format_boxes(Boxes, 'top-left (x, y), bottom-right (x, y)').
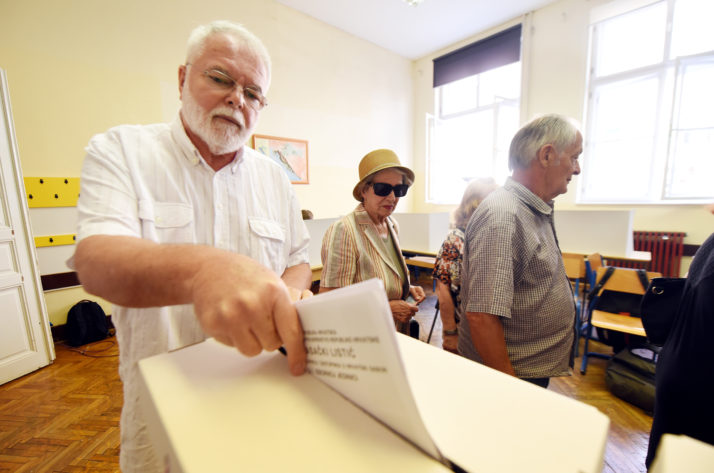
top-left (579, 0), bottom-right (714, 205)
top-left (426, 61), bottom-right (522, 205)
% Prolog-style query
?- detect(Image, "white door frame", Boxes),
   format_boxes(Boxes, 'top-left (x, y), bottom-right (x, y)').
top-left (0, 68), bottom-right (54, 385)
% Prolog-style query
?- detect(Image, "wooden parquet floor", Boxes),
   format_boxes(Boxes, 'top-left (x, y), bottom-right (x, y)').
top-left (0, 339), bottom-right (122, 473)
top-left (1, 302), bottom-right (652, 473)
top-left (550, 343), bottom-right (653, 473)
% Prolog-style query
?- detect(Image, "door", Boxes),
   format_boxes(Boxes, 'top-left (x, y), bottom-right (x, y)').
top-left (0, 68), bottom-right (54, 385)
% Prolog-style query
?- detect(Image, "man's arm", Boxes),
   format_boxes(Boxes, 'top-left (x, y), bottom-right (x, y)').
top-left (74, 234), bottom-right (306, 375)
top-left (281, 263), bottom-right (312, 301)
top-left (465, 311), bottom-right (516, 376)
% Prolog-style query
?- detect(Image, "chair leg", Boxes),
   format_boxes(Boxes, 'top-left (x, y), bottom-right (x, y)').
top-left (580, 306), bottom-right (614, 374)
top-left (573, 301), bottom-right (582, 357)
top-left (580, 324), bottom-right (591, 374)
top-left (580, 300), bottom-right (595, 374)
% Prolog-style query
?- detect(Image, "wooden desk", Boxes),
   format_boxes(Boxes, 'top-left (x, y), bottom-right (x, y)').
top-left (402, 249), bottom-right (437, 258)
top-left (603, 251), bottom-right (652, 270)
top-left (310, 265), bottom-right (322, 282)
top-left (562, 250), bottom-right (651, 264)
top-left (405, 256), bottom-right (436, 288)
top-left (562, 253), bottom-right (586, 279)
top-left (404, 256), bottom-right (436, 269)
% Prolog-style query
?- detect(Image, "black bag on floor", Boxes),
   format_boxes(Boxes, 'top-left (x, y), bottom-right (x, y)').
top-left (66, 300), bottom-right (109, 347)
top-left (605, 347), bottom-right (657, 414)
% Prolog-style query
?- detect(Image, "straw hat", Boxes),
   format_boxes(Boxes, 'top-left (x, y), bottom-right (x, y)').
top-left (352, 149), bottom-right (415, 201)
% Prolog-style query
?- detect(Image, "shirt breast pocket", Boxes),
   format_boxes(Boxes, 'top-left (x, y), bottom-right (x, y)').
top-left (139, 200), bottom-right (195, 243)
top-left (248, 217), bottom-right (286, 268)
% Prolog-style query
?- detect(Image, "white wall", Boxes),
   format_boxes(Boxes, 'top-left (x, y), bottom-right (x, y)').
top-left (0, 0), bottom-right (414, 221)
top-left (0, 0), bottom-right (414, 324)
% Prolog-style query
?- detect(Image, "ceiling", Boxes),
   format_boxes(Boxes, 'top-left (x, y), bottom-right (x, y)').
top-left (276, 0), bottom-right (557, 59)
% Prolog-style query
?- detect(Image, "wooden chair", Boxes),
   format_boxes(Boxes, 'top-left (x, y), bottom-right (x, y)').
top-left (563, 253), bottom-right (586, 356)
top-left (580, 266), bottom-right (661, 374)
top-left (580, 252), bottom-right (604, 347)
top-left (584, 253), bottom-right (603, 291)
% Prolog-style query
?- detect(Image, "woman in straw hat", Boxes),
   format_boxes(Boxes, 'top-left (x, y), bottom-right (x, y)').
top-left (319, 149), bottom-right (425, 333)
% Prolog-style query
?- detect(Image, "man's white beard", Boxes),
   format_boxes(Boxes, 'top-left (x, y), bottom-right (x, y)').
top-left (181, 86), bottom-right (249, 155)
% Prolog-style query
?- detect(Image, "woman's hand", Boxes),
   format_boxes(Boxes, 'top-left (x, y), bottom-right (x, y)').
top-left (389, 300), bottom-right (419, 323)
top-left (409, 285), bottom-right (426, 304)
top-left (286, 287), bottom-right (313, 302)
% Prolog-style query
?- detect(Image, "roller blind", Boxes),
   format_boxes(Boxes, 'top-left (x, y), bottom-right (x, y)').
top-left (433, 24), bottom-right (522, 88)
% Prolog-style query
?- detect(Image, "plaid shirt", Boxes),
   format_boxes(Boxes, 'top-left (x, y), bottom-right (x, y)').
top-left (458, 178), bottom-right (575, 378)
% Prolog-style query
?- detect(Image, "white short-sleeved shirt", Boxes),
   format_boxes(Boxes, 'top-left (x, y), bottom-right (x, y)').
top-left (75, 116), bottom-right (310, 472)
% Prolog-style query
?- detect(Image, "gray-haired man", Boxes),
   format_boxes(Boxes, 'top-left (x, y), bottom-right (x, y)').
top-left (458, 114), bottom-right (582, 388)
top-left (73, 21), bottom-right (311, 472)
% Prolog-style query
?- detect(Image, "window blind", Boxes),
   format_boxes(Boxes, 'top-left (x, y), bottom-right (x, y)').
top-left (433, 24), bottom-right (522, 88)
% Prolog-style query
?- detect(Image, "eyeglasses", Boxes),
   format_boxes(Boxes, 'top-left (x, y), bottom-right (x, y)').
top-left (371, 182), bottom-right (409, 197)
top-left (191, 65), bottom-right (268, 111)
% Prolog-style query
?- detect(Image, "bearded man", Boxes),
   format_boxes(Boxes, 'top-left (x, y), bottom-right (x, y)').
top-left (72, 21), bottom-right (311, 473)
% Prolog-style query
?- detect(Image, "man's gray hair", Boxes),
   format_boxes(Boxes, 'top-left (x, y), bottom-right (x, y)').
top-left (508, 114), bottom-right (581, 170)
top-left (185, 20), bottom-right (272, 86)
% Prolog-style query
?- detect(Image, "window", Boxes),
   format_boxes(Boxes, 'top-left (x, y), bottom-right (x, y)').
top-left (427, 25), bottom-right (522, 204)
top-left (580, 0), bottom-right (714, 204)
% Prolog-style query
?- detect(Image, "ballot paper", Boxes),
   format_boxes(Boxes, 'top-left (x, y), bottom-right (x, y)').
top-left (295, 278), bottom-right (450, 468)
top-left (295, 278), bottom-right (610, 473)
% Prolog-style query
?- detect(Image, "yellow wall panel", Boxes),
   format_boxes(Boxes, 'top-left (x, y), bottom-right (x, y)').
top-left (34, 234), bottom-right (77, 248)
top-left (24, 177), bottom-right (80, 207)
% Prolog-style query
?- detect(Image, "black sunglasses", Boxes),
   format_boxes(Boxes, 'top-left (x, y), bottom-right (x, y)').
top-left (371, 182), bottom-right (409, 197)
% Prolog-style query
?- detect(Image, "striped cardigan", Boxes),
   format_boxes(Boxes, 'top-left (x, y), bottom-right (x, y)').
top-left (320, 204), bottom-right (410, 302)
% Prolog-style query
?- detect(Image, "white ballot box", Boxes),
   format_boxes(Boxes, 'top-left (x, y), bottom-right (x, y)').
top-left (139, 280), bottom-right (609, 473)
top-left (650, 434), bottom-right (714, 473)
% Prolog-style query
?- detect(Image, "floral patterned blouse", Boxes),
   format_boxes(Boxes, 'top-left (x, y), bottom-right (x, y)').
top-left (432, 227), bottom-right (466, 307)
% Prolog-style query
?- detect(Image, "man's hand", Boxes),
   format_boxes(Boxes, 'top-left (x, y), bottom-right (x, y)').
top-left (286, 287), bottom-right (313, 302)
top-left (389, 299), bottom-right (419, 323)
top-left (191, 253), bottom-right (307, 375)
top-left (442, 334), bottom-right (459, 353)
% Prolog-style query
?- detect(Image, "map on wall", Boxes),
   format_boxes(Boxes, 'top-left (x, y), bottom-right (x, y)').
top-left (251, 134), bottom-right (309, 184)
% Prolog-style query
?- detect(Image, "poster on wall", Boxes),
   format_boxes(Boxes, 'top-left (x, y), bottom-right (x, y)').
top-left (251, 134), bottom-right (309, 184)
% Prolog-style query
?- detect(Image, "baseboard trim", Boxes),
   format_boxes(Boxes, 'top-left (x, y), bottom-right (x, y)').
top-left (41, 272), bottom-right (80, 291)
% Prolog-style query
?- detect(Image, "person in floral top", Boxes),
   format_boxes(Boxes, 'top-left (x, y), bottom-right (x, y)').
top-left (433, 178), bottom-right (498, 353)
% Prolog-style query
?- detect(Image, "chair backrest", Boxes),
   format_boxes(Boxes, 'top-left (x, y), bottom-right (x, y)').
top-left (585, 253), bottom-right (603, 288)
top-left (594, 266), bottom-right (662, 296)
top-left (562, 253), bottom-right (586, 280)
top-left (587, 253), bottom-right (603, 271)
